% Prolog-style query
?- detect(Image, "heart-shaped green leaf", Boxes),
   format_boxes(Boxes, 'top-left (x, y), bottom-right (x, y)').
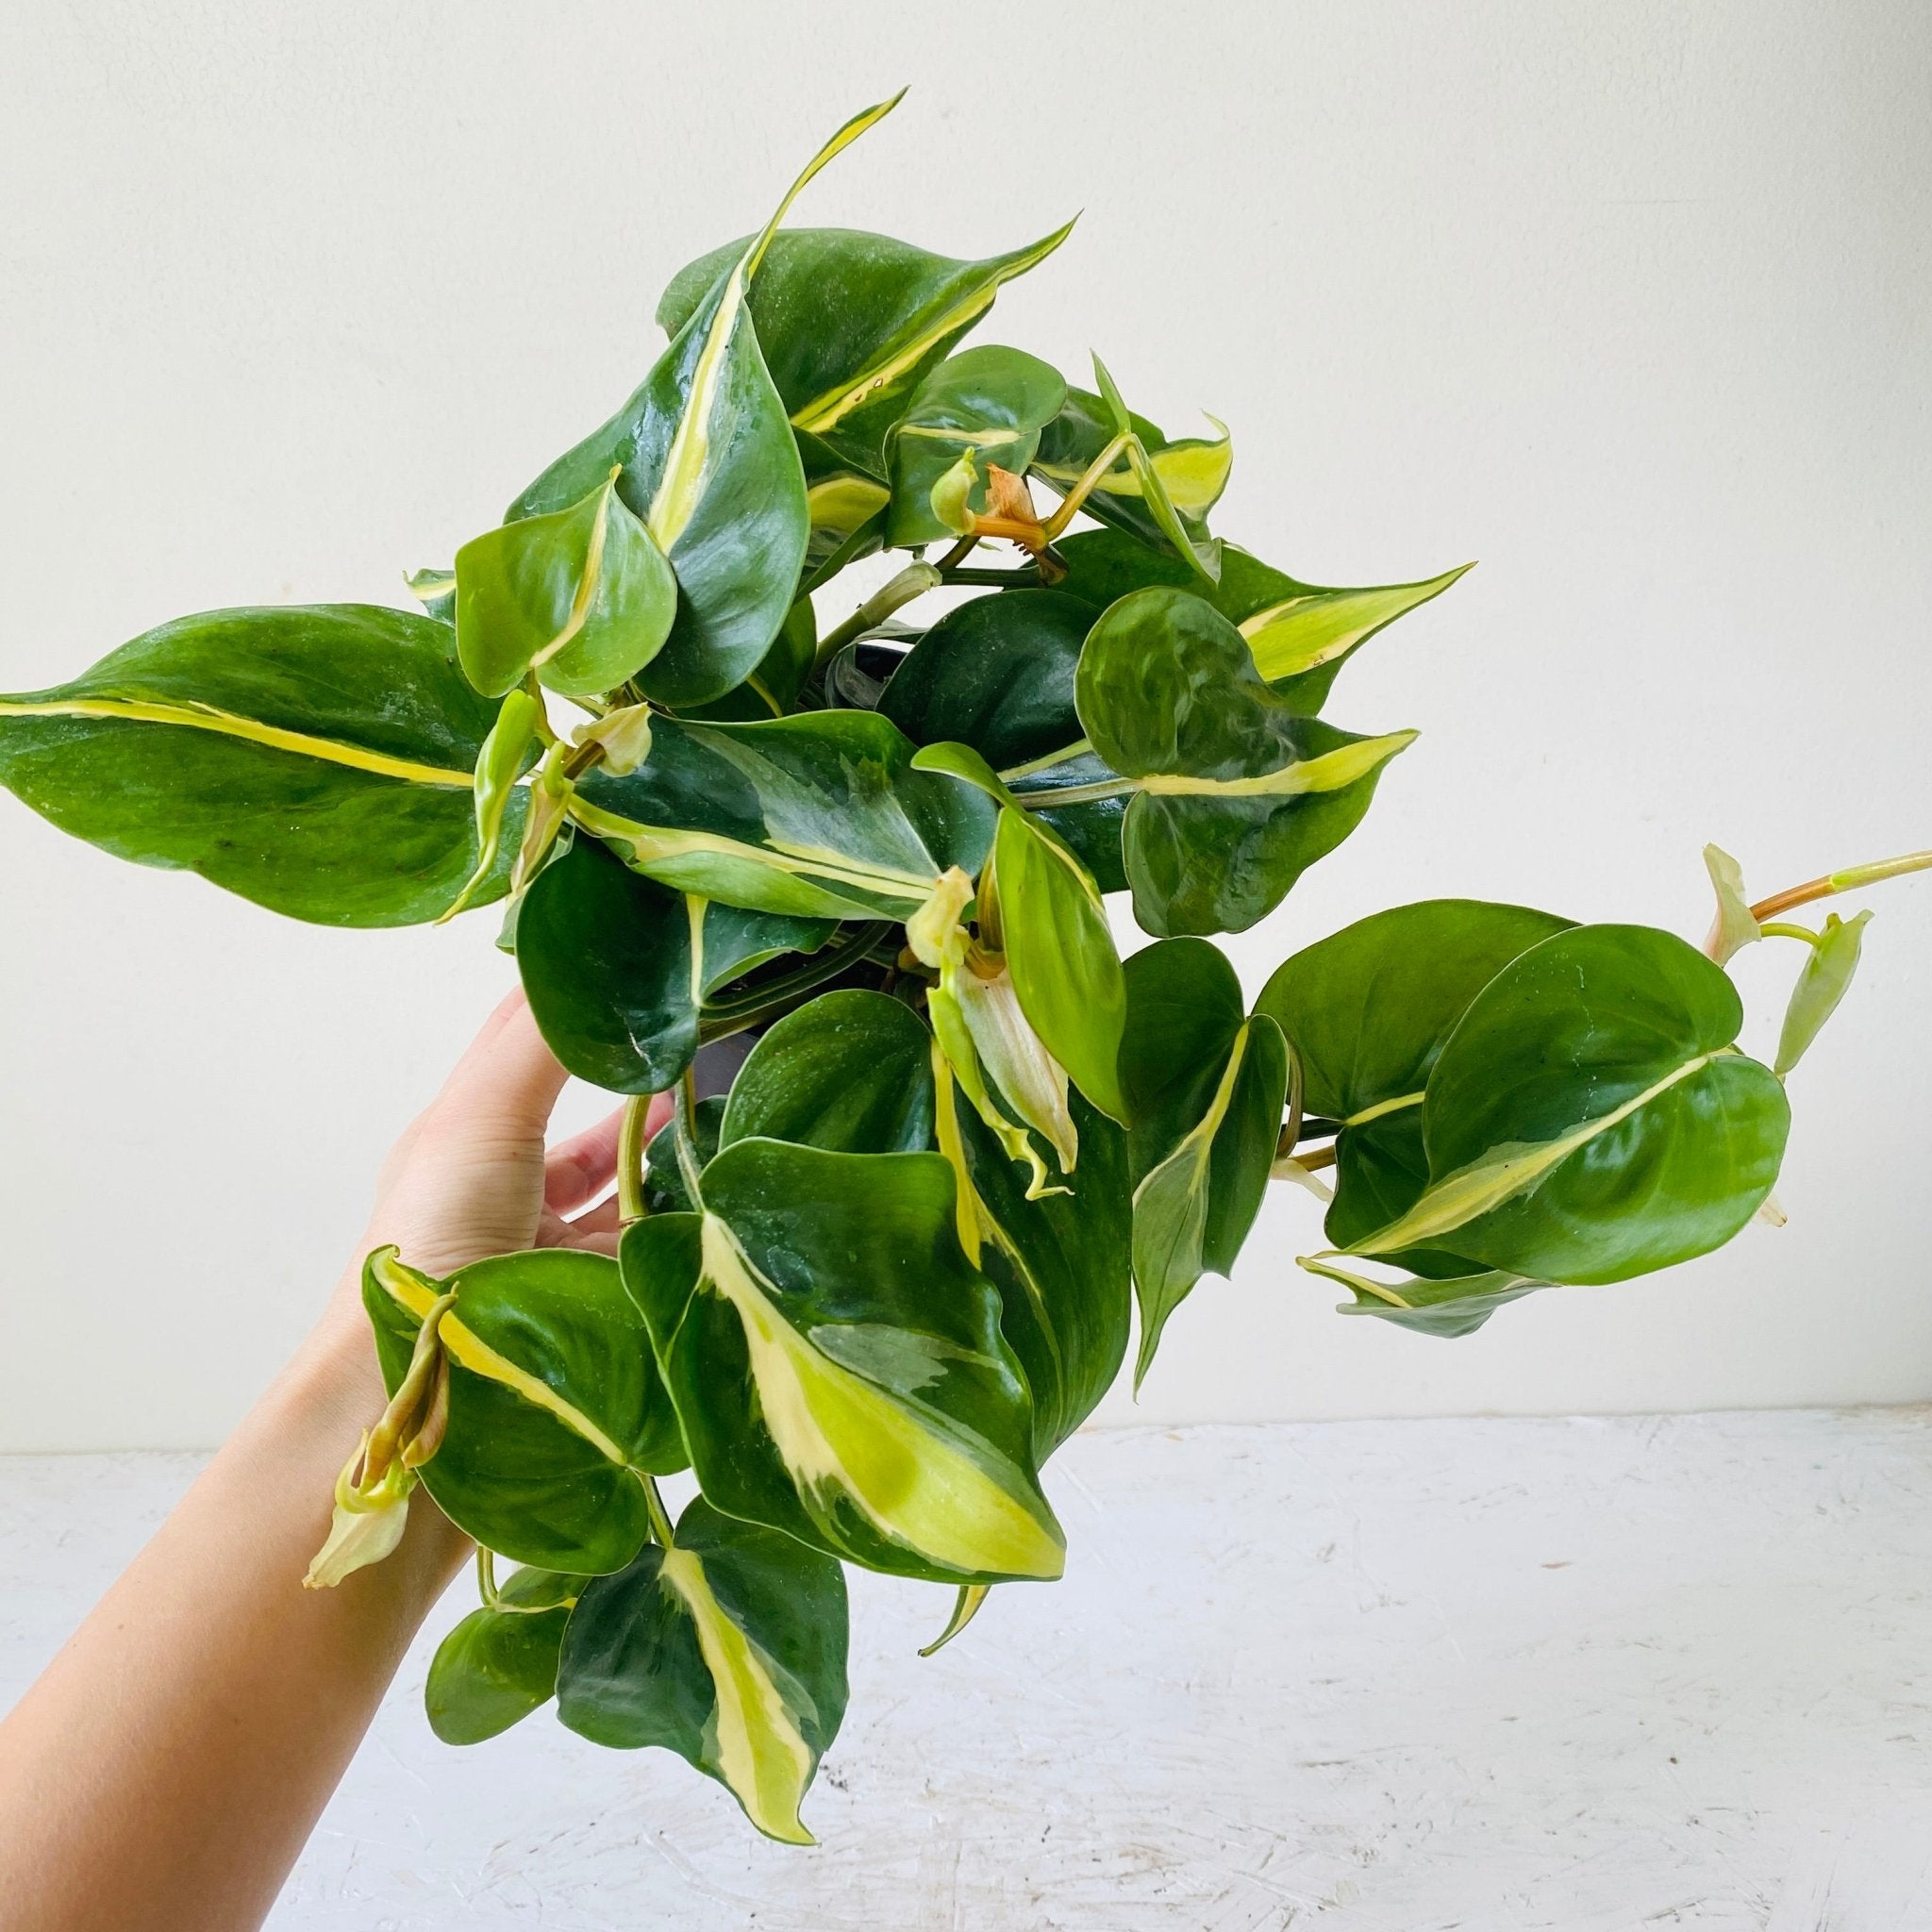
top-left (1339, 925), bottom-right (1790, 1284)
top-left (509, 100), bottom-right (906, 706)
top-left (658, 223), bottom-right (1076, 473)
top-left (885, 347), bottom-right (1067, 546)
top-left (425, 1565), bottom-right (580, 1745)
top-left (364, 1246), bottom-right (686, 1574)
top-left (721, 989), bottom-right (935, 1155)
top-left (1118, 939), bottom-right (1289, 1386)
top-left (1257, 899), bottom-right (1574, 1273)
top-left (557, 1497), bottom-right (849, 1844)
top-left (455, 469), bottom-right (676, 699)
top-left (1074, 587), bottom-right (1416, 936)
top-left (572, 710), bottom-right (996, 922)
top-left (1053, 527), bottom-right (1469, 715)
top-left (0, 605), bottom-right (522, 926)
top-left (621, 1140), bottom-right (1063, 1586)
top-left (516, 835), bottom-right (838, 1095)
top-left (877, 591), bottom-right (1124, 890)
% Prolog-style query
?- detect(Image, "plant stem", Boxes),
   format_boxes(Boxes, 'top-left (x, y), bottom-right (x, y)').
top-left (696, 921), bottom-right (893, 1038)
top-left (617, 1094), bottom-right (652, 1224)
top-left (1039, 430), bottom-right (1131, 541)
top-left (640, 1474), bottom-right (676, 1548)
top-left (812, 561), bottom-right (943, 673)
top-left (934, 535), bottom-right (979, 573)
top-left (1748, 846), bottom-right (1932, 922)
top-left (939, 565), bottom-right (1044, 587)
top-left (1757, 921), bottom-right (1823, 946)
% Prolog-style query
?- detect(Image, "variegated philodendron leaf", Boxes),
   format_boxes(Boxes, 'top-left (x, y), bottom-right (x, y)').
top-left (621, 1139), bottom-right (1065, 1587)
top-left (885, 346), bottom-right (1067, 547)
top-left (1052, 526), bottom-right (1471, 716)
top-left (516, 834), bottom-right (838, 1094)
top-left (0, 606), bottom-right (524, 927)
top-left (1330, 924), bottom-right (1790, 1285)
top-left (1029, 360), bottom-right (1228, 581)
top-left (440, 689), bottom-right (545, 923)
top-left (658, 221), bottom-right (1077, 474)
top-left (721, 991), bottom-right (1131, 1469)
top-left (1118, 939), bottom-right (1289, 1386)
top-left (570, 709), bottom-right (997, 923)
top-left (1299, 1257), bottom-right (1548, 1341)
top-left (361, 1245), bottom-right (686, 1574)
top-left (508, 98), bottom-right (908, 707)
top-left (1074, 586), bottom-right (1416, 937)
top-left (455, 467), bottom-right (677, 700)
top-left (1257, 899), bottom-right (1574, 1284)
top-left (558, 1497), bottom-right (849, 1844)
top-left (425, 1563), bottom-right (581, 1745)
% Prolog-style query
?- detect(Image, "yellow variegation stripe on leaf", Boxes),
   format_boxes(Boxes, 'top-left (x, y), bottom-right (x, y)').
top-left (791, 217), bottom-right (1078, 439)
top-left (367, 1246), bottom-right (628, 1466)
top-left (1239, 563), bottom-right (1473, 684)
top-left (697, 1213), bottom-right (1065, 1581)
top-left (656, 1545), bottom-right (819, 1844)
top-left (1136, 730), bottom-right (1417, 799)
top-left (806, 473), bottom-right (890, 532)
top-left (567, 797), bottom-right (939, 917)
top-left (1039, 417), bottom-right (1232, 518)
top-left (648, 93), bottom-right (905, 555)
top-left (0, 697), bottom-right (475, 789)
top-left (1338, 1052), bottom-right (1724, 1259)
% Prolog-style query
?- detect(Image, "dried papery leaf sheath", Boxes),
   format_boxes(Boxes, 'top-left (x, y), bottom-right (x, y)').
top-left (2, 89), bottom-right (1921, 1844)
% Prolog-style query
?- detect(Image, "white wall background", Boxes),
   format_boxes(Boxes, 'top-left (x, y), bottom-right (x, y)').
top-left (1, 0), bottom-right (1927, 1452)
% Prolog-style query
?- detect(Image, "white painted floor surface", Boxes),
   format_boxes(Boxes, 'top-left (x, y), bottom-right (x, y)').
top-left (5, 1411), bottom-right (1931, 1929)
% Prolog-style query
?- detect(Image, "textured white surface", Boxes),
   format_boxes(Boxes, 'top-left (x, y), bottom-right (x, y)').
top-left (3, 3), bottom-right (1932, 1450)
top-left (6, 1410), bottom-right (1931, 1928)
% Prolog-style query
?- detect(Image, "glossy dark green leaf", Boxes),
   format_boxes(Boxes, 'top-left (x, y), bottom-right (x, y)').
top-left (557, 1497), bottom-right (848, 1844)
top-left (0, 606), bottom-right (523, 927)
top-left (988, 806), bottom-right (1129, 1122)
top-left (885, 347), bottom-right (1066, 547)
top-left (721, 989), bottom-right (935, 1155)
top-left (1031, 376), bottom-right (1227, 579)
top-left (1074, 588), bottom-right (1416, 936)
top-left (1117, 940), bottom-right (1289, 1385)
top-left (658, 222), bottom-right (1076, 473)
top-left (572, 710), bottom-right (997, 921)
top-left (1775, 909), bottom-right (1872, 1074)
top-left (798, 430), bottom-right (891, 592)
top-left (425, 1565), bottom-right (579, 1745)
top-left (364, 1246), bottom-right (685, 1574)
top-left (508, 101), bottom-right (908, 706)
top-left (1257, 899), bottom-right (1574, 1271)
top-left (518, 835), bottom-right (834, 1095)
top-left (876, 591), bottom-right (1124, 890)
top-left (682, 595), bottom-right (818, 724)
top-left (455, 469), bottom-right (677, 699)
top-left (1053, 528), bottom-right (1469, 715)
top-left (621, 1140), bottom-right (1063, 1586)
top-left (1341, 925), bottom-right (1790, 1284)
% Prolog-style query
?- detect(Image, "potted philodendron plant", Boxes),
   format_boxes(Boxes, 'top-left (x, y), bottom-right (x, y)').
top-left (2, 93), bottom-right (1923, 1843)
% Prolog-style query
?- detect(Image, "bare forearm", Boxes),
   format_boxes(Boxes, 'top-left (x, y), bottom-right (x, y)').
top-left (0, 1300), bottom-right (469, 1932)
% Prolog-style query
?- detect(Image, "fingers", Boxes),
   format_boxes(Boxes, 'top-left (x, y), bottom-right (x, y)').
top-left (568, 1194), bottom-right (624, 1237)
top-left (544, 1108), bottom-right (625, 1216)
top-left (434, 991), bottom-right (571, 1135)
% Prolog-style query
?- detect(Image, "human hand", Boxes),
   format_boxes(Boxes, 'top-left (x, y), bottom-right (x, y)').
top-left (308, 989), bottom-right (672, 1378)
